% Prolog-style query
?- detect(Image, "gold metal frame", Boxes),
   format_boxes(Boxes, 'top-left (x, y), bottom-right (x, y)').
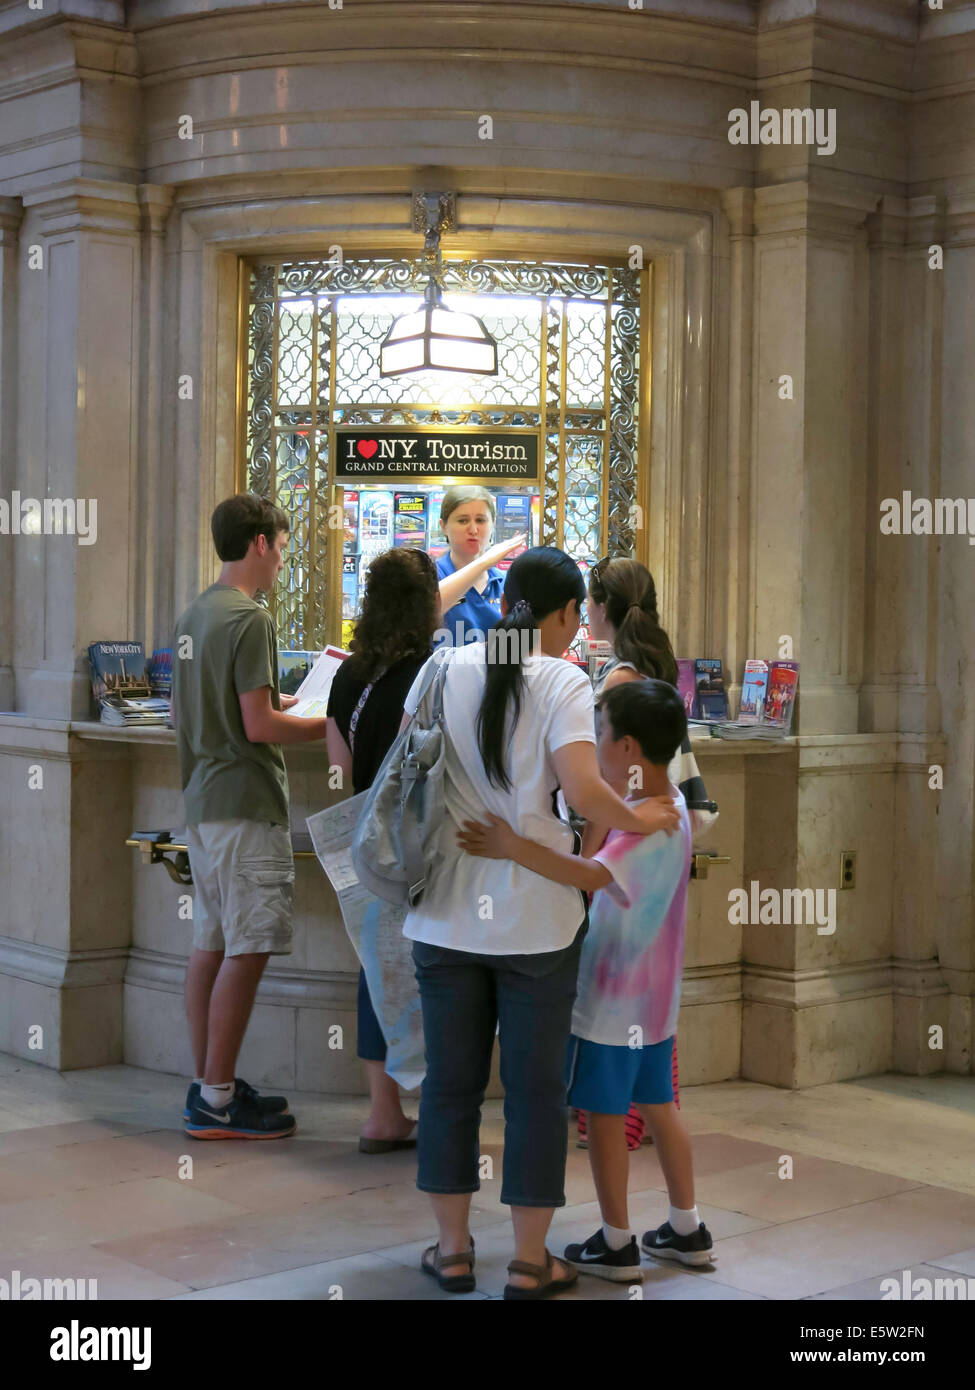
top-left (235, 250), bottom-right (648, 649)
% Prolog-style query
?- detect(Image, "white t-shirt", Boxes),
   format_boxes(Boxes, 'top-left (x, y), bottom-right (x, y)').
top-left (402, 643), bottom-right (596, 955)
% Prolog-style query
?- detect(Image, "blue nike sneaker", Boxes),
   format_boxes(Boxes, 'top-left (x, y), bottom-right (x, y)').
top-left (185, 1088), bottom-right (296, 1140)
top-left (183, 1077), bottom-right (290, 1123)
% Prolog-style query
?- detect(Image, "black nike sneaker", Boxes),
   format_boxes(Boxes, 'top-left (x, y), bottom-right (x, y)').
top-left (564, 1229), bottom-right (643, 1282)
top-left (640, 1221), bottom-right (714, 1266)
top-left (183, 1077), bottom-right (289, 1122)
top-left (185, 1090), bottom-right (297, 1140)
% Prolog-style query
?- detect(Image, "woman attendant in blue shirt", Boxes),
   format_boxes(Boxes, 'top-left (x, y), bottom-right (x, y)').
top-left (435, 486), bottom-right (526, 646)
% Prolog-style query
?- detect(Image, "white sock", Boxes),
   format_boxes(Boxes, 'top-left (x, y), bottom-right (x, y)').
top-left (193, 1077), bottom-right (203, 1086)
top-left (201, 1081), bottom-right (234, 1109)
top-left (669, 1204), bottom-right (700, 1237)
top-left (602, 1222), bottom-right (632, 1251)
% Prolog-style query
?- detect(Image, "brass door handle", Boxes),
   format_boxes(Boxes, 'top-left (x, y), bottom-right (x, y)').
top-left (691, 853), bottom-right (731, 880)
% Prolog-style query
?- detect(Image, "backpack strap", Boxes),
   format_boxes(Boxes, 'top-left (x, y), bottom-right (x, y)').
top-left (348, 668), bottom-right (387, 756)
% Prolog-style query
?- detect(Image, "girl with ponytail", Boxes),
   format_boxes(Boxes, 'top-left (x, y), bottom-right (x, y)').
top-left (587, 556), bottom-right (678, 693)
top-left (578, 556), bottom-right (715, 1153)
top-left (400, 546), bottom-right (680, 1299)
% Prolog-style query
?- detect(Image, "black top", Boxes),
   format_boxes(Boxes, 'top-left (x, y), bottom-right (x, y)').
top-left (327, 653), bottom-right (430, 794)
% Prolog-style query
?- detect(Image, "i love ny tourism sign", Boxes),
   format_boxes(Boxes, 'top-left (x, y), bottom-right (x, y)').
top-left (334, 430), bottom-right (539, 480)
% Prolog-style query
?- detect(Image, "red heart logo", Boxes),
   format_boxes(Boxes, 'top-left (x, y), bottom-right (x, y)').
top-left (357, 439), bottom-right (379, 459)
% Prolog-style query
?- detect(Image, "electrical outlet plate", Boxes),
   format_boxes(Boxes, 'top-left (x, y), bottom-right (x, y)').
top-left (840, 851), bottom-right (857, 890)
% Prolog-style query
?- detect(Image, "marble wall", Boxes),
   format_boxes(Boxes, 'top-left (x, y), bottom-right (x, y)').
top-left (0, 0), bottom-right (972, 1087)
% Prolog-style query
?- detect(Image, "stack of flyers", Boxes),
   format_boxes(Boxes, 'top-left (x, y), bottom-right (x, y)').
top-left (99, 694), bottom-right (170, 726)
top-left (711, 659), bottom-right (799, 739)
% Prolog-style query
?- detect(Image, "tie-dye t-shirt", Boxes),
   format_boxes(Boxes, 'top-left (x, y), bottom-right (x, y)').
top-left (572, 790), bottom-right (692, 1047)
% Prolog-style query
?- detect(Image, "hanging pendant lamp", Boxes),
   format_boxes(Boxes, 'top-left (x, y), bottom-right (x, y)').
top-left (379, 193), bottom-right (499, 378)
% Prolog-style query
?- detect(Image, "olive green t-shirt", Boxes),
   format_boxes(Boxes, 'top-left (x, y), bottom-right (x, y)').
top-left (173, 584), bottom-right (289, 827)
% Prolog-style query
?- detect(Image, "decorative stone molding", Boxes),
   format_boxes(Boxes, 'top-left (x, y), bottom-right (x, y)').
top-left (0, 934), bottom-right (129, 990)
top-left (743, 956), bottom-right (944, 1009)
top-left (21, 178), bottom-right (142, 238)
top-left (126, 946), bottom-right (358, 1010)
top-left (752, 180), bottom-right (880, 238)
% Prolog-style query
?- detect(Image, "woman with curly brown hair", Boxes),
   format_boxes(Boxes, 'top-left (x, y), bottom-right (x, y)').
top-left (326, 546), bottom-right (441, 1152)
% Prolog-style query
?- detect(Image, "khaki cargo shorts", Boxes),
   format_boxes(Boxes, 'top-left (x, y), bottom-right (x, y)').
top-left (186, 820), bottom-right (294, 957)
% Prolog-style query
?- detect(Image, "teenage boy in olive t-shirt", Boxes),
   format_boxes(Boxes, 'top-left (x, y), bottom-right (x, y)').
top-left (173, 494), bottom-right (328, 1139)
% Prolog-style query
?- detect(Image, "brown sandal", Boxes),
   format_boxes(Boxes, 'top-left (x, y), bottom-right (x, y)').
top-left (504, 1249), bottom-right (578, 1300)
top-left (420, 1237), bottom-right (476, 1293)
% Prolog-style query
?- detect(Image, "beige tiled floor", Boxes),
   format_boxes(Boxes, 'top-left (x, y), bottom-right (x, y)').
top-left (1, 1053), bottom-right (974, 1301)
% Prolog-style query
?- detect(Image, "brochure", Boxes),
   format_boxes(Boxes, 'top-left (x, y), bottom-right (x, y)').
top-left (290, 644), bottom-right (349, 719)
top-left (358, 489), bottom-right (393, 555)
top-left (279, 649), bottom-right (316, 696)
top-left (496, 492), bottom-right (532, 569)
top-left (148, 648), bottom-right (172, 698)
top-left (394, 492), bottom-right (428, 549)
top-left (694, 658), bottom-right (729, 721)
top-left (677, 659), bottom-right (696, 717)
top-left (342, 491), bottom-right (359, 552)
top-left (765, 660), bottom-right (799, 732)
top-left (88, 641), bottom-right (150, 703)
top-left (738, 658), bottom-right (769, 722)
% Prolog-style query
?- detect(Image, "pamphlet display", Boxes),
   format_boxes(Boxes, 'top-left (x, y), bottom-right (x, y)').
top-left (87, 641), bottom-right (169, 726)
top-left (712, 659), bottom-right (800, 740)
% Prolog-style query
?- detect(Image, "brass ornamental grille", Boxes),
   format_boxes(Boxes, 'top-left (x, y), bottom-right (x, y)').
top-left (242, 256), bottom-right (643, 650)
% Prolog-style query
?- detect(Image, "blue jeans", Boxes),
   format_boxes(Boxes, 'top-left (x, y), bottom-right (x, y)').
top-left (356, 967), bottom-right (387, 1062)
top-left (411, 924), bottom-right (585, 1208)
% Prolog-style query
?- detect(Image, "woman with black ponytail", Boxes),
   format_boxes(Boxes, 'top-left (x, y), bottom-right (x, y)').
top-left (400, 547), bottom-right (680, 1298)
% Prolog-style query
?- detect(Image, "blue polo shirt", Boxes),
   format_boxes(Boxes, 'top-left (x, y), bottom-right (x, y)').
top-left (435, 552), bottom-right (505, 647)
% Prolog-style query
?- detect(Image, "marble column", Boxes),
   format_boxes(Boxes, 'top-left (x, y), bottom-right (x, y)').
top-left (0, 198), bottom-right (22, 712)
top-left (14, 179), bottom-right (143, 719)
top-left (749, 182), bottom-right (876, 738)
top-left (935, 196), bottom-right (975, 1076)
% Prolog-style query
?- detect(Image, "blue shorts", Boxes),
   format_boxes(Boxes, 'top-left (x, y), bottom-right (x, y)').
top-left (565, 1034), bottom-right (675, 1113)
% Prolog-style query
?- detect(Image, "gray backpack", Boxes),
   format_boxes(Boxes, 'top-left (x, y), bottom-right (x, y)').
top-left (350, 650), bottom-right (453, 908)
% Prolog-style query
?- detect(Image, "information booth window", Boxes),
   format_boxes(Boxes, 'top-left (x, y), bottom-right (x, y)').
top-left (240, 256), bottom-right (644, 653)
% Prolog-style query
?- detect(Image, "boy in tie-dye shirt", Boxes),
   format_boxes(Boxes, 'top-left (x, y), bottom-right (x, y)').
top-left (458, 679), bottom-right (713, 1281)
